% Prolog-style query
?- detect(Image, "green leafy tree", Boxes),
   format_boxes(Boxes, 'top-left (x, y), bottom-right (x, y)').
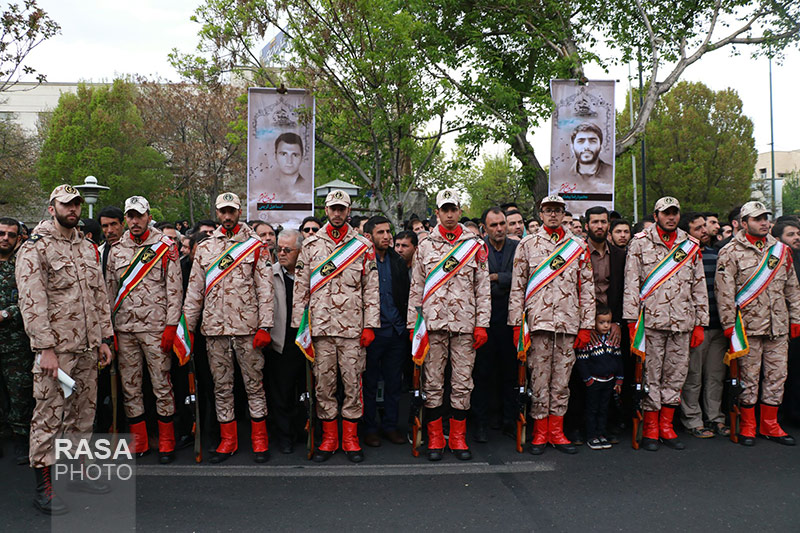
top-left (781, 172), bottom-right (800, 217)
top-left (37, 80), bottom-right (173, 214)
top-left (614, 81), bottom-right (756, 219)
top-left (0, 116), bottom-right (42, 216)
top-left (463, 151), bottom-right (537, 218)
top-left (0, 0), bottom-right (60, 92)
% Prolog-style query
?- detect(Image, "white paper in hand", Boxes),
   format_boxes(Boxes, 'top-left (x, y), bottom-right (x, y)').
top-left (37, 353), bottom-right (76, 398)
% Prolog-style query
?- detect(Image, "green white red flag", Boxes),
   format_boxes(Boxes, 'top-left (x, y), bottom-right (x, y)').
top-left (172, 313), bottom-right (192, 366)
top-left (517, 311), bottom-right (531, 362)
top-left (411, 307), bottom-right (430, 366)
top-left (295, 305), bottom-right (315, 363)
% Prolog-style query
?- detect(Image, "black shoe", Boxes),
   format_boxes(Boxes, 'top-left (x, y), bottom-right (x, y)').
top-left (660, 437), bottom-right (686, 450)
top-left (175, 434), bottom-right (194, 451)
top-left (587, 438), bottom-right (604, 450)
top-left (67, 479), bottom-right (111, 495)
top-left (364, 432), bottom-right (381, 447)
top-left (135, 449), bottom-right (151, 459)
top-left (427, 448), bottom-right (444, 461)
top-left (254, 450), bottom-right (270, 463)
top-left (605, 434), bottom-right (620, 445)
top-left (280, 441), bottom-right (294, 454)
top-left (553, 443), bottom-right (578, 454)
top-left (344, 450), bottom-right (364, 463)
top-left (450, 448), bottom-right (472, 461)
top-left (209, 450), bottom-right (236, 464)
top-left (529, 443), bottom-right (546, 455)
top-left (642, 438), bottom-right (659, 451)
top-left (34, 467), bottom-right (68, 516)
top-left (474, 424), bottom-right (489, 443)
top-left (502, 422), bottom-right (516, 440)
top-left (739, 435), bottom-right (756, 447)
top-left (761, 434), bottom-right (796, 446)
top-left (158, 452), bottom-right (175, 465)
top-left (312, 449), bottom-right (334, 463)
top-left (13, 436), bottom-right (29, 465)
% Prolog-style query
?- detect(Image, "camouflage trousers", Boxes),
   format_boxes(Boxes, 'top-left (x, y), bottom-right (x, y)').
top-left (740, 335), bottom-right (788, 405)
top-left (423, 331), bottom-right (475, 411)
top-left (117, 331), bottom-right (175, 419)
top-left (528, 331), bottom-right (576, 418)
top-left (0, 342), bottom-right (34, 437)
top-left (313, 336), bottom-right (365, 420)
top-left (206, 335), bottom-right (267, 423)
top-left (30, 348), bottom-right (97, 468)
top-left (643, 328), bottom-right (690, 411)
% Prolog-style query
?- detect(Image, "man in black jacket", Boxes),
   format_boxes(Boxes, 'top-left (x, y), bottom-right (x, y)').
top-left (363, 216), bottom-right (411, 446)
top-left (472, 207), bottom-right (519, 442)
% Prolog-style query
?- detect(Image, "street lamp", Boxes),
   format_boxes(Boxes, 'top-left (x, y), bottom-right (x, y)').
top-left (73, 175), bottom-right (109, 219)
top-left (314, 179), bottom-right (361, 199)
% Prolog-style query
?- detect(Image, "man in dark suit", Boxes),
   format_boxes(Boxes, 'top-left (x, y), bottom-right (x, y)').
top-left (362, 216), bottom-right (411, 446)
top-left (472, 207), bottom-right (519, 442)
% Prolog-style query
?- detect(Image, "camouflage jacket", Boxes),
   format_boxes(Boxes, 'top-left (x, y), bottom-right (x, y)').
top-left (407, 224), bottom-right (491, 334)
top-left (106, 228), bottom-right (183, 333)
top-left (0, 253), bottom-right (24, 335)
top-left (15, 220), bottom-right (113, 353)
top-left (622, 224), bottom-right (709, 332)
top-left (715, 231), bottom-right (800, 336)
top-left (292, 223), bottom-right (380, 338)
top-left (183, 224), bottom-right (274, 336)
top-left (507, 228), bottom-right (595, 334)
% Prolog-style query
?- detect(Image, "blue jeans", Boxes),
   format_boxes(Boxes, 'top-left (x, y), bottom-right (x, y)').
top-left (363, 329), bottom-right (406, 432)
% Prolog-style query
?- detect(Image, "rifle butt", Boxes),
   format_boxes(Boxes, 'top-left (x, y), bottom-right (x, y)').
top-left (729, 407), bottom-right (739, 444)
top-left (516, 419), bottom-right (523, 454)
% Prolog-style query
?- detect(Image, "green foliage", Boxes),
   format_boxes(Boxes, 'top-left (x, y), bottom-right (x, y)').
top-left (37, 80), bottom-right (173, 217)
top-left (463, 151), bottom-right (537, 219)
top-left (0, 116), bottom-right (42, 210)
top-left (615, 81), bottom-right (756, 219)
top-left (0, 0), bottom-right (60, 91)
top-left (781, 172), bottom-right (800, 217)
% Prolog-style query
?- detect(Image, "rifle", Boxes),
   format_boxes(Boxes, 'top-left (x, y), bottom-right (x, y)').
top-left (728, 358), bottom-right (743, 444)
top-left (515, 358), bottom-right (530, 453)
top-left (302, 360), bottom-right (316, 460)
top-left (184, 356), bottom-right (202, 463)
top-left (631, 353), bottom-right (648, 450)
top-left (410, 363), bottom-right (424, 457)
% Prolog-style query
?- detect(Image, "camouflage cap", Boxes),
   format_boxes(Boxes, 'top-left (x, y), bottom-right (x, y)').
top-left (325, 189), bottom-right (351, 207)
top-left (215, 192), bottom-right (241, 209)
top-left (654, 196), bottom-right (680, 212)
top-left (436, 188), bottom-right (460, 208)
top-left (539, 194), bottom-right (566, 208)
top-left (740, 200), bottom-right (771, 219)
top-left (49, 184), bottom-right (82, 204)
top-left (124, 195), bottom-right (150, 215)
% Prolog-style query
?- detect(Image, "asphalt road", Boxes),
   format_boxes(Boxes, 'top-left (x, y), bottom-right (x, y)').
top-left (2, 417), bottom-right (799, 532)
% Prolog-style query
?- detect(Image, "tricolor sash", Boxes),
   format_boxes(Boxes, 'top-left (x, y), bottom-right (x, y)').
top-left (204, 237), bottom-right (262, 295)
top-left (524, 237), bottom-right (583, 303)
top-left (422, 238), bottom-right (483, 303)
top-left (173, 313), bottom-right (192, 366)
top-left (295, 306), bottom-right (315, 362)
top-left (516, 310), bottom-right (531, 362)
top-left (309, 237), bottom-right (369, 295)
top-left (725, 242), bottom-right (788, 364)
top-left (113, 241), bottom-right (170, 315)
top-left (631, 237), bottom-right (701, 359)
top-left (411, 307), bottom-right (430, 366)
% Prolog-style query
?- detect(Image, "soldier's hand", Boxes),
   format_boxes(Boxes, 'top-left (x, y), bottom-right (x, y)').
top-left (472, 327), bottom-right (488, 350)
top-left (791, 324), bottom-right (800, 339)
top-left (573, 329), bottom-right (592, 349)
top-left (253, 329), bottom-right (272, 348)
top-left (98, 344), bottom-right (113, 367)
top-left (360, 328), bottom-right (375, 348)
top-left (161, 325), bottom-right (178, 353)
top-left (689, 326), bottom-right (704, 348)
top-left (39, 348), bottom-right (59, 379)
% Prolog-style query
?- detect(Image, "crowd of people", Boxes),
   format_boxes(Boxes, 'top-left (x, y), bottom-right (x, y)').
top-left (1, 183), bottom-right (799, 515)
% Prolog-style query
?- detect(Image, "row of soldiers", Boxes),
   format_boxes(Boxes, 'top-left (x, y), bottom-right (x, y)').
top-left (11, 184), bottom-right (798, 515)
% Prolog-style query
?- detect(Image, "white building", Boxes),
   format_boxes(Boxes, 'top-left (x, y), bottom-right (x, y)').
top-left (0, 81), bottom-right (109, 132)
top-left (751, 150), bottom-right (800, 217)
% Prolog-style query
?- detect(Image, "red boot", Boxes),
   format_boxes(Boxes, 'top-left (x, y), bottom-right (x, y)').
top-left (210, 420), bottom-right (238, 463)
top-left (658, 405), bottom-right (685, 450)
top-left (313, 419), bottom-right (339, 463)
top-left (529, 417), bottom-right (548, 455)
top-left (342, 419), bottom-right (364, 463)
top-left (448, 417), bottom-right (472, 461)
top-left (157, 418), bottom-right (175, 464)
top-left (426, 417), bottom-right (445, 462)
top-left (251, 418), bottom-right (270, 463)
top-left (641, 411), bottom-right (659, 451)
top-left (759, 403), bottom-right (796, 446)
top-left (738, 405), bottom-right (756, 446)
top-left (548, 415), bottom-right (577, 454)
top-left (129, 419), bottom-right (150, 457)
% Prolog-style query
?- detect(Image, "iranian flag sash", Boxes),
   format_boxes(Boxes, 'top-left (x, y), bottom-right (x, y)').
top-left (112, 241), bottom-right (170, 315)
top-left (631, 237), bottom-right (701, 358)
top-left (411, 307), bottom-right (430, 366)
top-left (422, 238), bottom-right (483, 303)
top-left (295, 305), bottom-right (315, 363)
top-left (204, 237), bottom-right (262, 295)
top-left (523, 237), bottom-right (583, 303)
top-left (173, 313), bottom-right (192, 366)
top-left (309, 237), bottom-right (369, 295)
top-left (725, 241), bottom-right (788, 364)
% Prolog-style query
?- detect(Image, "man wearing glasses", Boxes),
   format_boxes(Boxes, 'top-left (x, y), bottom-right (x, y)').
top-left (0, 217), bottom-right (34, 466)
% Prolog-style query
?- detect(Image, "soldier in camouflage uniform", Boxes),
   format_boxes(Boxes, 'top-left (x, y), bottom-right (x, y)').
top-left (623, 197), bottom-right (709, 451)
top-left (508, 195), bottom-right (595, 455)
top-left (0, 217), bottom-right (34, 465)
top-left (715, 201), bottom-right (800, 446)
top-left (16, 185), bottom-right (114, 515)
top-left (292, 189), bottom-right (380, 463)
top-left (407, 189), bottom-right (491, 461)
top-left (106, 196), bottom-right (183, 463)
top-left (183, 192), bottom-right (275, 463)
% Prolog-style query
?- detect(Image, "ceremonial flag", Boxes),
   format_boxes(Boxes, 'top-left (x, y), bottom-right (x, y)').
top-left (411, 308), bottom-right (430, 366)
top-left (295, 305), bottom-right (315, 362)
top-left (173, 313), bottom-right (192, 366)
top-left (517, 311), bottom-right (531, 362)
